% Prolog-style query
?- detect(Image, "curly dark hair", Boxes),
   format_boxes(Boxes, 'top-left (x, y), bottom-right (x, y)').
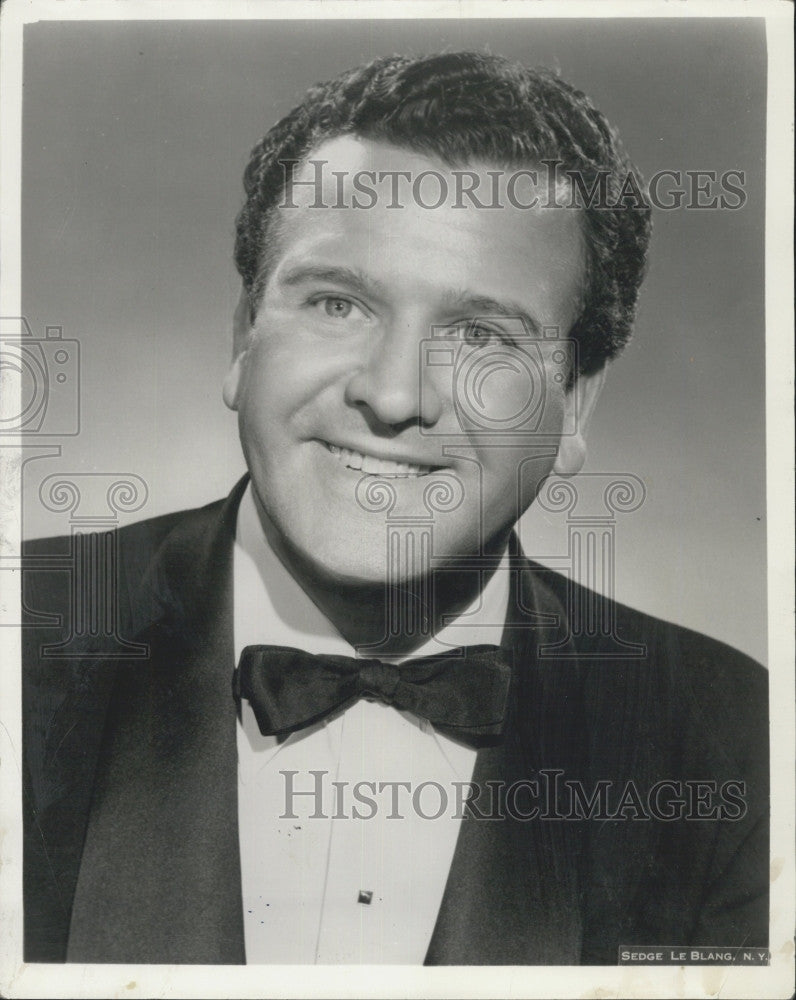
top-left (234, 51), bottom-right (652, 376)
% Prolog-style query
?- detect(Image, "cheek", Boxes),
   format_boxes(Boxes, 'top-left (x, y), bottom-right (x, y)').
top-left (472, 384), bottom-right (568, 520)
top-left (478, 368), bottom-right (555, 429)
top-left (449, 348), bottom-right (568, 435)
top-left (236, 328), bottom-right (356, 452)
top-left (239, 332), bottom-right (317, 409)
top-left (471, 448), bottom-right (559, 535)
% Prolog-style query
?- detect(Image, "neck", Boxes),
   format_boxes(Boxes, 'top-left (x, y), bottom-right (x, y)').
top-left (254, 500), bottom-right (510, 657)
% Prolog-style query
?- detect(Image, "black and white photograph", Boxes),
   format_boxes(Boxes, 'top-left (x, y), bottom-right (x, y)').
top-left (0, 2), bottom-right (792, 998)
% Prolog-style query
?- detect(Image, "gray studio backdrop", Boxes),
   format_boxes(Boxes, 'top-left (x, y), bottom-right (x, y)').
top-left (20, 17), bottom-right (767, 664)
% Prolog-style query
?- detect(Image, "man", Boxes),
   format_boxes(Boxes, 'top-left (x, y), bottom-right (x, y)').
top-left (22, 51), bottom-right (768, 965)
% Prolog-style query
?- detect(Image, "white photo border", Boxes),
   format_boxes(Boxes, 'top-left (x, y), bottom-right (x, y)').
top-left (1, 2), bottom-right (792, 998)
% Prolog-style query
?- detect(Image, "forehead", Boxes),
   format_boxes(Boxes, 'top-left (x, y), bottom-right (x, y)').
top-left (268, 136), bottom-right (586, 327)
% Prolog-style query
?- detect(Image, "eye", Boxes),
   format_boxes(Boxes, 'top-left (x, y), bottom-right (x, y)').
top-left (309, 294), bottom-right (370, 322)
top-left (464, 323), bottom-right (494, 345)
top-left (455, 320), bottom-right (504, 347)
top-left (322, 296), bottom-right (354, 319)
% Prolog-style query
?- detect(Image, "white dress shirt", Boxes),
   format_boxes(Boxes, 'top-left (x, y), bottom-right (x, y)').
top-left (234, 484), bottom-right (509, 964)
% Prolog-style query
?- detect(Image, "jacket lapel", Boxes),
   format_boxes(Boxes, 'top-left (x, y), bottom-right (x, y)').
top-left (68, 481), bottom-right (248, 964)
top-left (425, 560), bottom-right (586, 964)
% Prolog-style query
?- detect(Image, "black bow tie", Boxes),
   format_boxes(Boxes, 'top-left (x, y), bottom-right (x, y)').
top-left (232, 644), bottom-right (512, 744)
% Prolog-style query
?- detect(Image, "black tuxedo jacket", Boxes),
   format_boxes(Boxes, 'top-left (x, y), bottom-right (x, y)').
top-left (22, 478), bottom-right (769, 964)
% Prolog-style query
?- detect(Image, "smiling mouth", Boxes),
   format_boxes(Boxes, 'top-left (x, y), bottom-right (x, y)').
top-left (325, 443), bottom-right (441, 478)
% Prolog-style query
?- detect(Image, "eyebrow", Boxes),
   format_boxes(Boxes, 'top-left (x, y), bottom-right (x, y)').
top-left (442, 291), bottom-right (543, 337)
top-left (278, 263), bottom-right (544, 336)
top-left (279, 264), bottom-right (387, 300)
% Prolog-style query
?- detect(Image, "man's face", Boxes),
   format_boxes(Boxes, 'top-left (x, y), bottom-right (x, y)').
top-left (224, 136), bottom-right (601, 584)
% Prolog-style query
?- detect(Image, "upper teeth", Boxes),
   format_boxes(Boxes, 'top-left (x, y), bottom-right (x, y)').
top-left (327, 444), bottom-right (433, 477)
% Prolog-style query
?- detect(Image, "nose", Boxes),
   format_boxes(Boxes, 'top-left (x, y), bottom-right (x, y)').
top-left (344, 323), bottom-right (444, 429)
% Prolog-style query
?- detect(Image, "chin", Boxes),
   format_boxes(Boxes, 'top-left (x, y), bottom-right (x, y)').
top-left (321, 528), bottom-right (487, 587)
top-left (300, 541), bottom-right (395, 589)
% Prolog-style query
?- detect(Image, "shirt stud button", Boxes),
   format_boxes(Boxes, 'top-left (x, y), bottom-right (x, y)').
top-left (357, 890), bottom-right (373, 905)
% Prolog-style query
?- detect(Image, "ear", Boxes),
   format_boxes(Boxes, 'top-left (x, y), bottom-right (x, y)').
top-left (222, 287), bottom-right (254, 412)
top-left (552, 365), bottom-right (607, 476)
